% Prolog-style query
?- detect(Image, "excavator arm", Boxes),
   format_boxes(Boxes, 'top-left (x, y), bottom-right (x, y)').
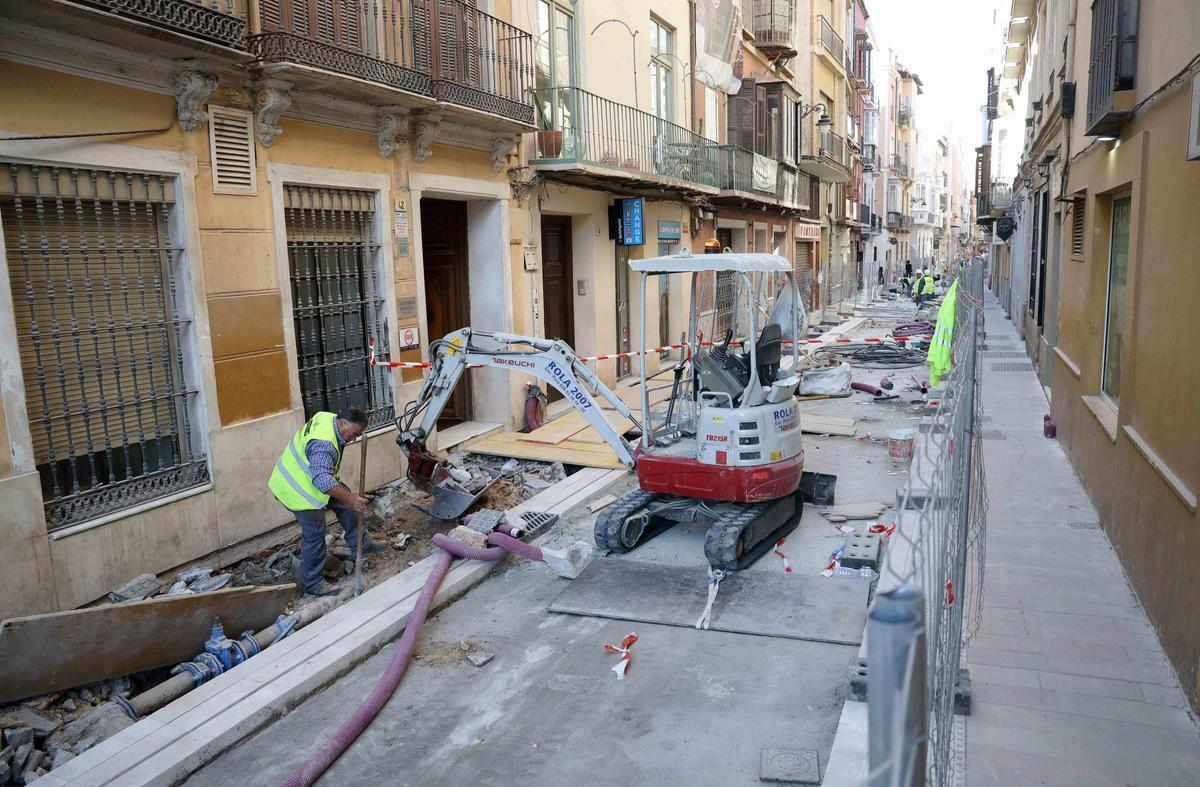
top-left (396, 328), bottom-right (643, 486)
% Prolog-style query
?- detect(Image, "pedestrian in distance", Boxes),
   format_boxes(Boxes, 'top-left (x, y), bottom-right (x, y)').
top-left (268, 406), bottom-right (386, 596)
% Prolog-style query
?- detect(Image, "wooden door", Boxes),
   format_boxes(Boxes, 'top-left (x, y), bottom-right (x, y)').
top-left (421, 199), bottom-right (471, 427)
top-left (540, 215), bottom-right (574, 401)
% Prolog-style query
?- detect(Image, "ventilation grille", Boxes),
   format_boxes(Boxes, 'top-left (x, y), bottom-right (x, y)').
top-left (991, 362), bottom-right (1035, 372)
top-left (984, 351), bottom-right (1030, 358)
top-left (981, 430), bottom-right (1007, 440)
top-left (1071, 197), bottom-right (1085, 256)
top-left (208, 106), bottom-right (256, 196)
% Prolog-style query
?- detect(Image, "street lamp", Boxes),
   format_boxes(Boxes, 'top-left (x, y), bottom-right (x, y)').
top-left (798, 101), bottom-right (831, 155)
top-left (591, 18), bottom-right (639, 109)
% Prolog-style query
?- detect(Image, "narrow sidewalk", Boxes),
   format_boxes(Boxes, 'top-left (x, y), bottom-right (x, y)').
top-left (965, 293), bottom-right (1200, 785)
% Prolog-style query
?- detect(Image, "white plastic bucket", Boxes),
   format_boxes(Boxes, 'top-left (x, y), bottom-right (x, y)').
top-left (888, 428), bottom-right (917, 463)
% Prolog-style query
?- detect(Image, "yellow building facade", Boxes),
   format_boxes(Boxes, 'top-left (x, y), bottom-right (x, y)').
top-left (0, 0), bottom-right (538, 617)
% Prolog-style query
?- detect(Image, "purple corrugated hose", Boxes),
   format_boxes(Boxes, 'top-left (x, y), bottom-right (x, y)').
top-left (278, 532), bottom-right (517, 787)
top-left (487, 530), bottom-right (543, 561)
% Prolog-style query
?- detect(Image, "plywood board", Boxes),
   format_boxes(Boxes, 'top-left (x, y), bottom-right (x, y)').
top-left (550, 558), bottom-right (868, 645)
top-left (801, 414), bottom-right (858, 436)
top-left (0, 584), bottom-right (295, 703)
top-left (465, 432), bottom-right (626, 469)
top-left (571, 412), bottom-right (637, 444)
top-left (603, 384), bottom-right (673, 411)
top-left (516, 412), bottom-right (588, 445)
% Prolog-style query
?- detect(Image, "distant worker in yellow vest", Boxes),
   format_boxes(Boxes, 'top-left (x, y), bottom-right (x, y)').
top-left (915, 271), bottom-right (937, 309)
top-left (268, 407), bottom-right (383, 596)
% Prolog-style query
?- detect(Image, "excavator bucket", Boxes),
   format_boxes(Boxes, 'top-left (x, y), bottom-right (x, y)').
top-left (402, 442), bottom-right (450, 490)
top-left (428, 472), bottom-right (501, 521)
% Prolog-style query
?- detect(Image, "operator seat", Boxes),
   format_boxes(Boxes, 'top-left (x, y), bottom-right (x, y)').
top-left (755, 323), bottom-right (782, 385)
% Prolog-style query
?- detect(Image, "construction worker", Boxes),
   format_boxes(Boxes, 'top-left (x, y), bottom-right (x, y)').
top-left (268, 406), bottom-right (384, 596)
top-left (899, 273), bottom-right (911, 297)
top-left (916, 270), bottom-right (937, 308)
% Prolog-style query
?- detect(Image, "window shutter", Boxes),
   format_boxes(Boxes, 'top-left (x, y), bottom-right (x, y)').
top-left (1071, 197), bottom-right (1086, 257)
top-left (728, 78), bottom-right (757, 151)
top-left (208, 106), bottom-right (257, 196)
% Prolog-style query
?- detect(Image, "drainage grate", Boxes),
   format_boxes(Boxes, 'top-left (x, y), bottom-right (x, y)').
top-left (984, 351), bottom-right (1029, 358)
top-left (981, 430), bottom-right (1007, 440)
top-left (991, 362), bottom-right (1035, 372)
top-left (1066, 521), bottom-right (1102, 531)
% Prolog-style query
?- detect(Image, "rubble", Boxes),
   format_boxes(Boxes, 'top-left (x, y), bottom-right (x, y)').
top-left (466, 651), bottom-right (494, 668)
top-left (108, 573), bottom-right (164, 603)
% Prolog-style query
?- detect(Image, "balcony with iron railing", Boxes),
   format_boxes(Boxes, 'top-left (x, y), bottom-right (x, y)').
top-left (816, 16), bottom-right (845, 71)
top-left (250, 0), bottom-right (536, 128)
top-left (747, 0), bottom-right (798, 59)
top-left (890, 154), bottom-right (912, 180)
top-left (1085, 0), bottom-right (1137, 136)
top-left (861, 143), bottom-right (879, 173)
top-left (38, 0), bottom-right (249, 50)
top-left (886, 211), bottom-right (912, 231)
top-left (714, 145), bottom-right (809, 211)
top-left (852, 29), bottom-right (871, 91)
top-left (799, 126), bottom-right (850, 183)
top-left (898, 104), bottom-right (913, 128)
top-left (530, 86), bottom-right (718, 194)
top-left (990, 183), bottom-right (1013, 212)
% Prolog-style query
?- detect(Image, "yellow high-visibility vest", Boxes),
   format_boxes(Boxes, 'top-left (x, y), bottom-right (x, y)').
top-left (929, 280), bottom-right (958, 385)
top-left (921, 275), bottom-right (936, 295)
top-left (268, 412), bottom-right (342, 511)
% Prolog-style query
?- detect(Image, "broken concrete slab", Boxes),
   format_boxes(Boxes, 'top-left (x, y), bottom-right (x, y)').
top-left (0, 709), bottom-right (60, 741)
top-left (466, 651), bottom-right (494, 668)
top-left (2, 728), bottom-right (33, 749)
top-left (108, 574), bottom-right (164, 603)
top-left (43, 702), bottom-right (131, 759)
top-left (188, 574), bottom-right (231, 593)
top-left (0, 584), bottom-right (294, 703)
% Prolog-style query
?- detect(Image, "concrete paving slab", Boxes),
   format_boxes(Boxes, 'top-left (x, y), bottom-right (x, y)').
top-left (185, 554), bottom-right (857, 787)
top-left (966, 293), bottom-right (1200, 785)
top-left (548, 557), bottom-right (869, 645)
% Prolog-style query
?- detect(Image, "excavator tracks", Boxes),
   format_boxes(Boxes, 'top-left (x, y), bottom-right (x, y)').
top-left (703, 493), bottom-right (802, 572)
top-left (594, 489), bottom-right (664, 553)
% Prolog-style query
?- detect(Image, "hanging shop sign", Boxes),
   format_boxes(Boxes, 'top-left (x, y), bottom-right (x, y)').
top-left (995, 216), bottom-right (1015, 241)
top-left (618, 197), bottom-right (645, 246)
top-left (794, 223), bottom-right (821, 241)
top-left (657, 220), bottom-right (682, 241)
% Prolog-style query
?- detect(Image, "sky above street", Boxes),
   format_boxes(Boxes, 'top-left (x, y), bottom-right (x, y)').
top-left (867, 0), bottom-right (1005, 155)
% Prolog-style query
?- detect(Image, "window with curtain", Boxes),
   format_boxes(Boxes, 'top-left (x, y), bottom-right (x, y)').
top-left (534, 0), bottom-right (576, 131)
top-left (649, 17), bottom-right (674, 122)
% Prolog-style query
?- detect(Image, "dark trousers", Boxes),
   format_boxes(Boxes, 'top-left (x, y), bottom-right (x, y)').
top-left (293, 501), bottom-right (361, 592)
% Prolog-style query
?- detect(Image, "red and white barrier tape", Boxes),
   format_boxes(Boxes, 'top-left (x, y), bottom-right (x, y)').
top-left (773, 538), bottom-right (793, 573)
top-left (603, 632), bottom-right (638, 679)
top-left (368, 331), bottom-right (932, 371)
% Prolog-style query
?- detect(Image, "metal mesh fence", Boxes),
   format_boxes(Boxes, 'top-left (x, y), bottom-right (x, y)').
top-left (867, 258), bottom-right (988, 786)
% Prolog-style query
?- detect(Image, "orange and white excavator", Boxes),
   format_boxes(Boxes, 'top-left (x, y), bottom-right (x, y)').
top-left (397, 248), bottom-right (811, 572)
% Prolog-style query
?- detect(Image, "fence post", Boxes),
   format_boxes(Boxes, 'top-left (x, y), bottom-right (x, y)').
top-left (868, 585), bottom-right (927, 787)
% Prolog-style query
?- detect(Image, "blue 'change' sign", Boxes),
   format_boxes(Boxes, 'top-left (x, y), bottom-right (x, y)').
top-left (620, 197), bottom-right (644, 246)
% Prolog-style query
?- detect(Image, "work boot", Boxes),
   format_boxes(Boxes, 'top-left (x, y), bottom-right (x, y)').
top-left (305, 581), bottom-right (340, 597)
